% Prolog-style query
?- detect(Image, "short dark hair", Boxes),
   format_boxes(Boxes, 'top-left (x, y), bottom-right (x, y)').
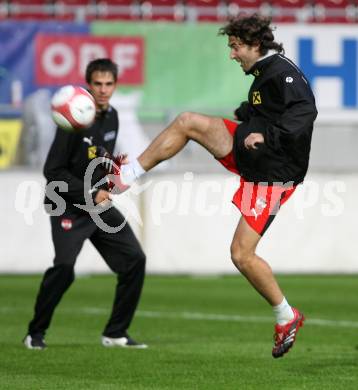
top-left (85, 58), bottom-right (118, 84)
top-left (218, 14), bottom-right (284, 56)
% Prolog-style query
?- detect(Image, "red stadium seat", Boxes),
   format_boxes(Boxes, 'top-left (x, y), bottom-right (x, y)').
top-left (53, 0), bottom-right (96, 21)
top-left (57, 0), bottom-right (92, 3)
top-left (96, 0), bottom-right (140, 20)
top-left (97, 0), bottom-right (132, 3)
top-left (271, 0), bottom-right (313, 22)
top-left (226, 1), bottom-right (270, 20)
top-left (227, 0), bottom-right (262, 6)
top-left (0, 0), bottom-right (9, 19)
top-left (314, 0), bottom-right (350, 5)
top-left (9, 0), bottom-right (50, 3)
top-left (8, 0), bottom-right (54, 19)
top-left (140, 0), bottom-right (185, 21)
top-left (313, 0), bottom-right (356, 23)
top-left (186, 0), bottom-right (219, 5)
top-left (185, 0), bottom-right (227, 22)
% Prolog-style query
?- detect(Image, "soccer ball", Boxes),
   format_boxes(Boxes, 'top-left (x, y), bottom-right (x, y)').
top-left (51, 85), bottom-right (96, 131)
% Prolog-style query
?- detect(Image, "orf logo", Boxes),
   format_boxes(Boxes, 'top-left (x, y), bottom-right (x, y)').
top-left (35, 34), bottom-right (145, 86)
top-left (61, 218), bottom-right (73, 231)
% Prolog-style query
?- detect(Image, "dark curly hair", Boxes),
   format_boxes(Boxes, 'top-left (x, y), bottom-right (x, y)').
top-left (218, 14), bottom-right (284, 56)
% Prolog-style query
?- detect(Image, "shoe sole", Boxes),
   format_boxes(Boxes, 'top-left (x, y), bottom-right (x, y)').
top-left (272, 313), bottom-right (305, 359)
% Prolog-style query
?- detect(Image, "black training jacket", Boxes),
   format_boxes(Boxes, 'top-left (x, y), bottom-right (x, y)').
top-left (43, 106), bottom-right (119, 213)
top-left (233, 53), bottom-right (318, 185)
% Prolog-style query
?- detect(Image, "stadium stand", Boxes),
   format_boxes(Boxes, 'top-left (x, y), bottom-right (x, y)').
top-left (185, 0), bottom-right (226, 22)
top-left (8, 0), bottom-right (54, 20)
top-left (1, 0), bottom-right (357, 22)
top-left (270, 0), bottom-right (313, 23)
top-left (227, 0), bottom-right (267, 21)
top-left (54, 0), bottom-right (96, 21)
top-left (313, 0), bottom-right (356, 23)
top-left (0, 1), bottom-right (8, 19)
top-left (96, 0), bottom-right (141, 21)
top-left (140, 0), bottom-right (185, 22)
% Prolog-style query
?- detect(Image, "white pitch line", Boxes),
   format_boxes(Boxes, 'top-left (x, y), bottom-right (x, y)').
top-left (2, 306), bottom-right (358, 328)
top-left (83, 308), bottom-right (358, 329)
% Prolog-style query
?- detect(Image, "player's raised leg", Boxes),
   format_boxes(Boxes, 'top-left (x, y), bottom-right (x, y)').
top-left (230, 216), bottom-right (305, 358)
top-left (140, 112), bottom-right (233, 169)
top-left (116, 112), bottom-right (233, 188)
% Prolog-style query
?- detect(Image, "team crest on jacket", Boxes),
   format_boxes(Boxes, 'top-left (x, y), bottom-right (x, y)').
top-left (61, 218), bottom-right (73, 231)
top-left (253, 91), bottom-right (262, 105)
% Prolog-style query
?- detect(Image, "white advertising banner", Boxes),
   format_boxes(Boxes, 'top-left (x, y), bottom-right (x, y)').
top-left (1, 171), bottom-right (357, 274)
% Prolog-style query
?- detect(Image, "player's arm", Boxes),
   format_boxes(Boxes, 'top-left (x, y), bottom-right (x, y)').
top-left (234, 101), bottom-right (252, 121)
top-left (264, 73), bottom-right (318, 151)
top-left (235, 101), bottom-right (265, 150)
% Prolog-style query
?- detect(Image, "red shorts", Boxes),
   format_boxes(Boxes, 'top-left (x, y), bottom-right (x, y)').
top-left (218, 119), bottom-right (296, 236)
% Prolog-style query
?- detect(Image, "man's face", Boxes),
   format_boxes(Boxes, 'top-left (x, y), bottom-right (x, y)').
top-left (88, 70), bottom-right (116, 110)
top-left (228, 36), bottom-right (261, 72)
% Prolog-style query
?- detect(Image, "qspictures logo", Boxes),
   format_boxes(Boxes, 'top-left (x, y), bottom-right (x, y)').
top-left (14, 164), bottom-right (347, 233)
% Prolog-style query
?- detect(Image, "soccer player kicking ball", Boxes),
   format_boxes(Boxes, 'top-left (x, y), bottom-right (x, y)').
top-left (112, 14), bottom-right (317, 358)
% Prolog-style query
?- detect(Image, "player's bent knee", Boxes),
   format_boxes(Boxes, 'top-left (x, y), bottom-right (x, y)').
top-left (176, 111), bottom-right (193, 129)
top-left (126, 249), bottom-right (146, 273)
top-left (176, 111), bottom-right (203, 137)
top-left (230, 245), bottom-right (254, 271)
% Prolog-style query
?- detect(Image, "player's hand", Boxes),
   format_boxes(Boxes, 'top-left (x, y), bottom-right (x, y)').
top-left (94, 189), bottom-right (112, 205)
top-left (244, 133), bottom-right (264, 150)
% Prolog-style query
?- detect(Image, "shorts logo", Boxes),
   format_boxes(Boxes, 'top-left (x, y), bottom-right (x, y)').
top-left (253, 91), bottom-right (262, 105)
top-left (88, 146), bottom-right (97, 159)
top-left (61, 218), bottom-right (73, 231)
top-left (256, 197), bottom-right (267, 209)
top-left (251, 208), bottom-right (259, 220)
top-left (251, 197), bottom-right (267, 220)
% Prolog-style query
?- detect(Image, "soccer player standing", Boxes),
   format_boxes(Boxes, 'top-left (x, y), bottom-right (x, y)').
top-left (114, 14), bottom-right (317, 358)
top-left (24, 59), bottom-right (147, 350)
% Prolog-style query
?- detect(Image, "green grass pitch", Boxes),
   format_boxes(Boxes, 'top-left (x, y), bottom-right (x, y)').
top-left (1, 274), bottom-right (358, 389)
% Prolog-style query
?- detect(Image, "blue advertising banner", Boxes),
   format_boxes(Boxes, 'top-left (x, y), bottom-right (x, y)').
top-left (0, 21), bottom-right (89, 105)
top-left (274, 24), bottom-right (358, 113)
